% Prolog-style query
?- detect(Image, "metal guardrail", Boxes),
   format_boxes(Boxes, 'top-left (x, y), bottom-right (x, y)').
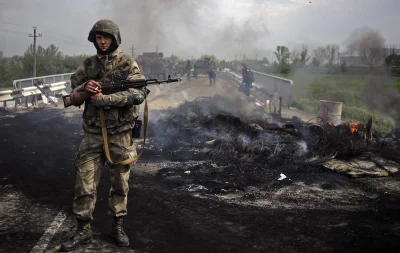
top-left (225, 71), bottom-right (282, 115)
top-left (228, 69), bottom-right (293, 107)
top-left (250, 71), bottom-right (293, 107)
top-left (13, 73), bottom-right (73, 89)
top-left (0, 81), bottom-right (67, 108)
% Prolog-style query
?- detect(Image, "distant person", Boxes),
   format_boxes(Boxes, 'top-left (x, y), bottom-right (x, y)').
top-left (241, 63), bottom-right (254, 96)
top-left (167, 60), bottom-right (174, 78)
top-left (207, 58), bottom-right (216, 86)
top-left (185, 60), bottom-right (192, 81)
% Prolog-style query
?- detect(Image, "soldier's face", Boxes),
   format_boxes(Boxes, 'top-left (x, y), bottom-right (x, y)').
top-left (95, 34), bottom-right (112, 51)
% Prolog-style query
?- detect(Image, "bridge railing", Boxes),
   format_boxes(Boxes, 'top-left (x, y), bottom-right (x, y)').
top-left (225, 70), bottom-right (283, 115)
top-left (229, 70), bottom-right (293, 107)
top-left (251, 71), bottom-right (293, 107)
top-left (13, 73), bottom-right (73, 90)
top-left (0, 81), bottom-right (67, 108)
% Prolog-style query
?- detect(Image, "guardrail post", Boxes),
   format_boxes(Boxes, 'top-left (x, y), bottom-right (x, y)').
top-left (279, 96), bottom-right (282, 116)
top-left (269, 99), bottom-right (272, 112)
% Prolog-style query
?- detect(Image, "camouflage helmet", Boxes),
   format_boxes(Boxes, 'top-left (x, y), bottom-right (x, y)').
top-left (88, 19), bottom-right (121, 45)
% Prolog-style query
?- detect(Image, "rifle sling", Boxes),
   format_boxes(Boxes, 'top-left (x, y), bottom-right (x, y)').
top-left (98, 56), bottom-right (147, 165)
top-left (99, 98), bottom-right (148, 165)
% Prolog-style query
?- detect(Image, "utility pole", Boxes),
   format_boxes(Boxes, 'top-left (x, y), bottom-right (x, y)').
top-left (129, 44), bottom-right (136, 57)
top-left (29, 26), bottom-right (42, 77)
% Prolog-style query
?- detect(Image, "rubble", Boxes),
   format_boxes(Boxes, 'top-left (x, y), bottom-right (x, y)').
top-left (147, 95), bottom-right (399, 194)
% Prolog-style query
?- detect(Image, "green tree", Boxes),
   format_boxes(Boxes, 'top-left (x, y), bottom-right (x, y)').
top-left (170, 54), bottom-right (180, 65)
top-left (200, 54), bottom-right (218, 62)
top-left (0, 43), bottom-right (89, 89)
top-left (274, 45), bottom-right (290, 74)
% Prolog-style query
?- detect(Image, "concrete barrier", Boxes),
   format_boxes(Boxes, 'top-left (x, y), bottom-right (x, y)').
top-left (1, 81), bottom-right (67, 108)
top-left (0, 90), bottom-right (13, 108)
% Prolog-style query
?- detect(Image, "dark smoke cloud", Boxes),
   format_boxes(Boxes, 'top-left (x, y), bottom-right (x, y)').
top-left (97, 0), bottom-right (269, 59)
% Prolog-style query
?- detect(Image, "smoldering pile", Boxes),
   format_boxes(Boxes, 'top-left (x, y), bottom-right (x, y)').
top-left (146, 95), bottom-right (400, 194)
top-left (147, 95), bottom-right (308, 163)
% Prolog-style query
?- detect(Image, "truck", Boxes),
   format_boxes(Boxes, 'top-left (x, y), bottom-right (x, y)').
top-left (137, 52), bottom-right (168, 80)
top-left (192, 59), bottom-right (211, 78)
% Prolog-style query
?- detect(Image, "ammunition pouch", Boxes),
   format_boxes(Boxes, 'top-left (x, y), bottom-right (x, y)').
top-left (132, 119), bottom-right (142, 139)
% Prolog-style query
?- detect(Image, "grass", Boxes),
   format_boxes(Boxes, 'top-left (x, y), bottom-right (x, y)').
top-left (394, 77), bottom-right (400, 91)
top-left (292, 98), bottom-right (394, 133)
top-left (290, 73), bottom-right (400, 100)
top-left (0, 86), bottom-right (13, 91)
top-left (285, 73), bottom-right (398, 133)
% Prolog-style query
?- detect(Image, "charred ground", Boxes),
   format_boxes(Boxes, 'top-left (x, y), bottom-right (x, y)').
top-left (0, 76), bottom-right (400, 253)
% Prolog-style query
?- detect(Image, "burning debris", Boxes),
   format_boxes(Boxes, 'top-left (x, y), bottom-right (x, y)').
top-left (147, 96), bottom-right (399, 195)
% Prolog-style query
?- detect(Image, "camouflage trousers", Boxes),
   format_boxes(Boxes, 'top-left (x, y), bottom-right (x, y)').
top-left (73, 130), bottom-right (137, 221)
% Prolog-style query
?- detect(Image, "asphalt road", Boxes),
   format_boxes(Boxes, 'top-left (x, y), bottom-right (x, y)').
top-left (1, 74), bottom-right (400, 253)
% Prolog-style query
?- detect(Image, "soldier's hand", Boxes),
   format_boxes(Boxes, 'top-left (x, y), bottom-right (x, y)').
top-left (90, 92), bottom-right (103, 103)
top-left (85, 80), bottom-right (101, 93)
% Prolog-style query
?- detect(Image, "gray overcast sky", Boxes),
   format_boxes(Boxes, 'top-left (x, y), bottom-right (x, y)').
top-left (0, 0), bottom-right (399, 60)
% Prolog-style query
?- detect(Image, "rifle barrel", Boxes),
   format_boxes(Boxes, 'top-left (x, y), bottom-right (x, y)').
top-left (100, 77), bottom-right (181, 90)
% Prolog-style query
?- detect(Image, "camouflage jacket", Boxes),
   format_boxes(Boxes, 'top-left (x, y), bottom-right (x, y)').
top-left (207, 62), bottom-right (216, 72)
top-left (70, 48), bottom-right (146, 135)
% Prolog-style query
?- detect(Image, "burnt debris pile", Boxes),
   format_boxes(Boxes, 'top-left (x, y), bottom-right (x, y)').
top-left (146, 96), bottom-right (399, 194)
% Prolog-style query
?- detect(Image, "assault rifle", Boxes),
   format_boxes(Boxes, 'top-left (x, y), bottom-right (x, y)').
top-left (62, 75), bottom-right (181, 108)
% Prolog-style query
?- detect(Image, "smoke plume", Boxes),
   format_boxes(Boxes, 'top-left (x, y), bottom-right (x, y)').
top-left (97, 0), bottom-right (269, 59)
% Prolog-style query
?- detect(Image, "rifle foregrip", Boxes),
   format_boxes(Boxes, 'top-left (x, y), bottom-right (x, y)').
top-left (62, 95), bottom-right (72, 108)
top-left (63, 92), bottom-right (88, 108)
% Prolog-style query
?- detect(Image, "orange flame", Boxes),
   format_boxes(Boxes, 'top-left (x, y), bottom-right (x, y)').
top-left (349, 122), bottom-right (359, 135)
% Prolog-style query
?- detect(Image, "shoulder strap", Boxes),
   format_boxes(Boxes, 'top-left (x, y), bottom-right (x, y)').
top-left (100, 98), bottom-right (148, 165)
top-left (98, 57), bottom-right (147, 165)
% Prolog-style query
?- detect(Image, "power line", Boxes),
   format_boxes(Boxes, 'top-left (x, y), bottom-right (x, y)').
top-left (0, 28), bottom-right (29, 34)
top-left (0, 28), bottom-right (92, 48)
top-left (44, 35), bottom-right (93, 48)
top-left (0, 21), bottom-right (33, 27)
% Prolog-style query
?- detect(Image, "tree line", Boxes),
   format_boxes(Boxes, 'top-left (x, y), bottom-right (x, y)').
top-left (0, 44), bottom-right (88, 89)
top-left (272, 27), bottom-right (400, 75)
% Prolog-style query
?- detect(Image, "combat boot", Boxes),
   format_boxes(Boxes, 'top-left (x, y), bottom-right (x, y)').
top-left (111, 216), bottom-right (129, 247)
top-left (61, 220), bottom-right (93, 251)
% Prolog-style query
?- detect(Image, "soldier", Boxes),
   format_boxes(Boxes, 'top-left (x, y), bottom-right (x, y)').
top-left (241, 63), bottom-right (254, 96)
top-left (61, 19), bottom-right (147, 251)
top-left (185, 60), bottom-right (192, 81)
top-left (207, 57), bottom-right (216, 86)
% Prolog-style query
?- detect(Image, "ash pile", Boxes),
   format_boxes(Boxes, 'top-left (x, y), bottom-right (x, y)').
top-left (145, 95), bottom-right (400, 195)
